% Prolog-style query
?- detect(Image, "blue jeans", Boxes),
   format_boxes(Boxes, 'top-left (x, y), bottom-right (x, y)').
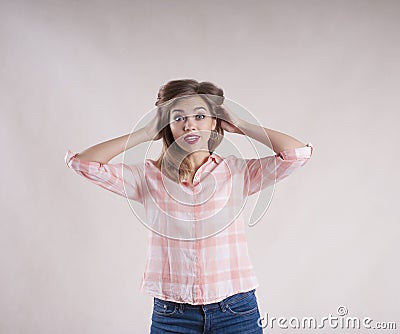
top-left (150, 289), bottom-right (263, 333)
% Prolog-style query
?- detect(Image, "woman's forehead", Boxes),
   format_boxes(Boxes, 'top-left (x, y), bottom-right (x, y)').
top-left (170, 95), bottom-right (209, 111)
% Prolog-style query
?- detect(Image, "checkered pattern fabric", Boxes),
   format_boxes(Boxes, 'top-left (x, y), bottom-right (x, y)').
top-left (65, 143), bottom-right (313, 304)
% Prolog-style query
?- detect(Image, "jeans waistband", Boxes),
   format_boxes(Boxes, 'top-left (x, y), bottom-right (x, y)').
top-left (154, 289), bottom-right (256, 313)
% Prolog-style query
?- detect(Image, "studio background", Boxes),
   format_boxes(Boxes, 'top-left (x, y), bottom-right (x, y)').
top-left (1, 0), bottom-right (399, 333)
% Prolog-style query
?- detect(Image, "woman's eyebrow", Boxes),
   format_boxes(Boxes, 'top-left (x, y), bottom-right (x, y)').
top-left (171, 106), bottom-right (207, 113)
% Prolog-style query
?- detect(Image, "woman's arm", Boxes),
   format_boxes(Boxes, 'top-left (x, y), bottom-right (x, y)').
top-left (64, 112), bottom-right (162, 202)
top-left (218, 105), bottom-right (313, 196)
top-left (64, 127), bottom-right (150, 202)
top-left (237, 122), bottom-right (306, 153)
top-left (75, 109), bottom-right (162, 164)
top-left (75, 128), bottom-right (150, 164)
top-left (219, 105), bottom-right (307, 153)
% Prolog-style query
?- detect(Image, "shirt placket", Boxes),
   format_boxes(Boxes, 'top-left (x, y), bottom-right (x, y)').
top-left (193, 169), bottom-right (204, 302)
top-left (186, 161), bottom-right (210, 302)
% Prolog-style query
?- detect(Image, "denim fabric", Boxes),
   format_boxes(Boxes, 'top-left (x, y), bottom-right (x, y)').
top-left (150, 289), bottom-right (263, 333)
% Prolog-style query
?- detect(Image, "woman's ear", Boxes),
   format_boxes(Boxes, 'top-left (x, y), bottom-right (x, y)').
top-left (212, 117), bottom-right (217, 131)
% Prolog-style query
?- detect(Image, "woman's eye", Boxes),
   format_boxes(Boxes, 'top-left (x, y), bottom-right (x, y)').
top-left (196, 114), bottom-right (206, 120)
top-left (174, 116), bottom-right (185, 122)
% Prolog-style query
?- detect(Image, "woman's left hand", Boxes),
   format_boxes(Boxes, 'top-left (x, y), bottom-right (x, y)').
top-left (219, 104), bottom-right (245, 134)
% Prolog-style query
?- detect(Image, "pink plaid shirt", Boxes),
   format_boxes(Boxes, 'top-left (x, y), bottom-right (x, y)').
top-left (65, 143), bottom-right (313, 304)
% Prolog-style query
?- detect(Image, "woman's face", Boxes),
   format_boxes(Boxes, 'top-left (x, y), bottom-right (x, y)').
top-left (168, 95), bottom-right (217, 153)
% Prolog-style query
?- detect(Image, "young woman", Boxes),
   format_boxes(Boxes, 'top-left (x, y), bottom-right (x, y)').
top-left (65, 79), bottom-right (313, 333)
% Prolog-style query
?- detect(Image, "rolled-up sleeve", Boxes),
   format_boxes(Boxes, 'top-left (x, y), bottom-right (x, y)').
top-left (64, 150), bottom-right (144, 203)
top-left (244, 143), bottom-right (314, 196)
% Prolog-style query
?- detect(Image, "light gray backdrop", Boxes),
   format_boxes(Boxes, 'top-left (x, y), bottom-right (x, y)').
top-left (1, 0), bottom-right (399, 333)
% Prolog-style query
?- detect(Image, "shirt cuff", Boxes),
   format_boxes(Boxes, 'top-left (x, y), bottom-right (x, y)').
top-left (64, 150), bottom-right (104, 171)
top-left (278, 142), bottom-right (313, 160)
top-left (65, 150), bottom-right (79, 166)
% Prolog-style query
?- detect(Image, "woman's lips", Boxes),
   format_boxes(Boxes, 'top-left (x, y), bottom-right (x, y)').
top-left (183, 134), bottom-right (200, 144)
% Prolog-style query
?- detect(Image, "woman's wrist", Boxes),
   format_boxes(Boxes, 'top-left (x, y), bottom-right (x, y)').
top-left (139, 127), bottom-right (154, 143)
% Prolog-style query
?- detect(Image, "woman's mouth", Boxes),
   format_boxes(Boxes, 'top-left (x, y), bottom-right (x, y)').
top-left (183, 134), bottom-right (200, 144)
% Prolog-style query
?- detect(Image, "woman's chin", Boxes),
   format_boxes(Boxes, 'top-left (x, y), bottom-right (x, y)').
top-left (175, 139), bottom-right (208, 153)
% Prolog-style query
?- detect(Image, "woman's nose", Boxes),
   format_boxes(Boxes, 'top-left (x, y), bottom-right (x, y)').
top-left (184, 116), bottom-right (196, 130)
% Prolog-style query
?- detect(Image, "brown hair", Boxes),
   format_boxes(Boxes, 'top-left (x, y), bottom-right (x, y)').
top-left (154, 79), bottom-right (225, 184)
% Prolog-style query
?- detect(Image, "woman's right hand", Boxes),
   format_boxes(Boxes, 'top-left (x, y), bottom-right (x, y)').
top-left (143, 108), bottom-right (163, 141)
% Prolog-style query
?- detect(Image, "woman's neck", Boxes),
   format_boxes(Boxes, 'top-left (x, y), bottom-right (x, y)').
top-left (187, 150), bottom-right (211, 173)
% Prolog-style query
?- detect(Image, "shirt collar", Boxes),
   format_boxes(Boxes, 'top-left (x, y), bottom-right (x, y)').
top-left (145, 152), bottom-right (223, 170)
top-left (208, 151), bottom-right (223, 164)
top-left (180, 153), bottom-right (222, 184)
